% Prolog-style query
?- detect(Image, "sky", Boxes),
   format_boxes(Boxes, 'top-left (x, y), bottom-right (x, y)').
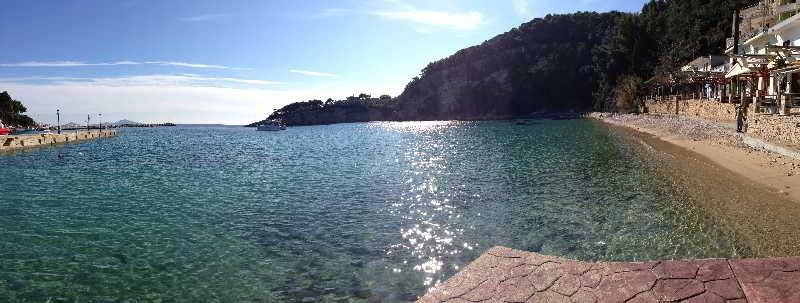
top-left (0, 0), bottom-right (648, 125)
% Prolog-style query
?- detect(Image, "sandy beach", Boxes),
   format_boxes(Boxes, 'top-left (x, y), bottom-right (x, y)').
top-left (592, 113), bottom-right (800, 257)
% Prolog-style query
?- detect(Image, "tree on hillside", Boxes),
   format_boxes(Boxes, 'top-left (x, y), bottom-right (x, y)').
top-left (0, 91), bottom-right (35, 127)
top-left (613, 75), bottom-right (644, 113)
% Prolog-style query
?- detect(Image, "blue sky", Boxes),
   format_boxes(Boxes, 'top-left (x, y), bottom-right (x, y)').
top-left (0, 0), bottom-right (648, 125)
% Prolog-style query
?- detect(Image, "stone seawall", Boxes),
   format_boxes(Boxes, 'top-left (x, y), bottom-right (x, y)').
top-left (645, 98), bottom-right (800, 149)
top-left (747, 114), bottom-right (800, 148)
top-left (645, 98), bottom-right (736, 123)
top-left (0, 130), bottom-right (118, 153)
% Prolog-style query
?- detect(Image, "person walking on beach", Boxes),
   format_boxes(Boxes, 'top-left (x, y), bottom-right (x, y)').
top-left (736, 104), bottom-right (745, 133)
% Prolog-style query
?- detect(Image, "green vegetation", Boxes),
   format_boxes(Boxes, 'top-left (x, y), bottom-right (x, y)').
top-left (247, 94), bottom-right (396, 126)
top-left (253, 0), bottom-right (753, 126)
top-left (0, 91), bottom-right (35, 127)
top-left (397, 0), bottom-right (750, 117)
top-left (613, 75), bottom-right (645, 114)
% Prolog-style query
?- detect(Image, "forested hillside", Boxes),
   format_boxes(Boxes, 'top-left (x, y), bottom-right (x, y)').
top-left (395, 0), bottom-right (750, 119)
top-left (254, 0), bottom-right (753, 126)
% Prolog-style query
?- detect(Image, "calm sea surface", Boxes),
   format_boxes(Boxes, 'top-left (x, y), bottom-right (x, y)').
top-left (0, 120), bottom-right (743, 302)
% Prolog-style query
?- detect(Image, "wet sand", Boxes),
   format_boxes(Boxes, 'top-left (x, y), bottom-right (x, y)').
top-left (593, 114), bottom-right (800, 257)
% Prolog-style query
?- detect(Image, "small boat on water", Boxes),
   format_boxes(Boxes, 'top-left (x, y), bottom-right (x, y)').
top-left (0, 119), bottom-right (11, 136)
top-left (256, 120), bottom-right (287, 131)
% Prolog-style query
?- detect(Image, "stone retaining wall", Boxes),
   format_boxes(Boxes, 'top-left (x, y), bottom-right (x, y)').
top-left (645, 98), bottom-right (737, 123)
top-left (747, 114), bottom-right (800, 148)
top-left (0, 130), bottom-right (118, 153)
top-left (644, 98), bottom-right (800, 149)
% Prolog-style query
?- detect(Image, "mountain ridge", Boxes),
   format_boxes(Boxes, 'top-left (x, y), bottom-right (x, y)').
top-left (252, 0), bottom-right (747, 126)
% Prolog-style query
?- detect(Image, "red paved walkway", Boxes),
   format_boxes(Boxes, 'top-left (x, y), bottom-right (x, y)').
top-left (417, 247), bottom-right (800, 303)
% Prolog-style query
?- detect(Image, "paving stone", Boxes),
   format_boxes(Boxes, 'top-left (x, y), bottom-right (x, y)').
top-left (561, 261), bottom-right (593, 275)
top-left (596, 270), bottom-right (658, 302)
top-left (696, 259), bottom-right (734, 282)
top-left (499, 283), bottom-right (537, 303)
top-left (681, 292), bottom-right (726, 303)
top-left (601, 261), bottom-right (656, 275)
top-left (551, 274), bottom-right (581, 296)
top-left (579, 270), bottom-right (602, 289)
top-left (772, 257), bottom-right (800, 272)
top-left (461, 278), bottom-right (499, 302)
top-left (738, 271), bottom-right (800, 303)
top-left (570, 290), bottom-right (597, 303)
top-left (625, 291), bottom-right (659, 303)
top-left (504, 264), bottom-right (537, 281)
top-left (431, 273), bottom-right (488, 300)
top-left (500, 258), bottom-right (531, 272)
top-left (652, 260), bottom-right (699, 279)
top-left (473, 254), bottom-right (517, 270)
top-left (531, 290), bottom-right (571, 303)
top-left (652, 279), bottom-right (705, 301)
top-left (528, 262), bottom-right (565, 291)
top-left (705, 279), bottom-right (744, 300)
top-left (525, 253), bottom-right (563, 266)
top-left (729, 259), bottom-right (789, 283)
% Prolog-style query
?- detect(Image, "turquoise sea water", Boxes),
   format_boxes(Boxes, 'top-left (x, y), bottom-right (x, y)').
top-left (0, 120), bottom-right (742, 302)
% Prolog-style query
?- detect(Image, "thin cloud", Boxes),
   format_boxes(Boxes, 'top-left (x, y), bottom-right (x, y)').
top-left (320, 1), bottom-right (484, 31)
top-left (145, 61), bottom-right (250, 70)
top-left (0, 61), bottom-right (249, 70)
top-left (178, 14), bottom-right (229, 22)
top-left (0, 74), bottom-right (283, 87)
top-left (0, 61), bottom-right (102, 67)
top-left (289, 69), bottom-right (338, 78)
top-left (371, 10), bottom-right (484, 30)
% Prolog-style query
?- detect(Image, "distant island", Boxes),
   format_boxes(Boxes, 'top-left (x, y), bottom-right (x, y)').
top-left (250, 0), bottom-right (742, 127)
top-left (247, 94), bottom-right (395, 127)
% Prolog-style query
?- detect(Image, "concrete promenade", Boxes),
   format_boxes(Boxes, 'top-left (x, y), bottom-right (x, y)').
top-left (0, 130), bottom-right (118, 153)
top-left (418, 247), bottom-right (800, 303)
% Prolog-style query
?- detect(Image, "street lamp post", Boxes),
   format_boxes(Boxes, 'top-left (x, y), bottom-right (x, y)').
top-left (56, 109), bottom-right (61, 134)
top-left (99, 113), bottom-right (103, 131)
top-left (87, 114), bottom-right (90, 132)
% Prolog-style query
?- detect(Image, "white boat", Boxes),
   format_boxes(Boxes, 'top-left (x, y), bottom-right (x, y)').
top-left (256, 121), bottom-right (287, 131)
